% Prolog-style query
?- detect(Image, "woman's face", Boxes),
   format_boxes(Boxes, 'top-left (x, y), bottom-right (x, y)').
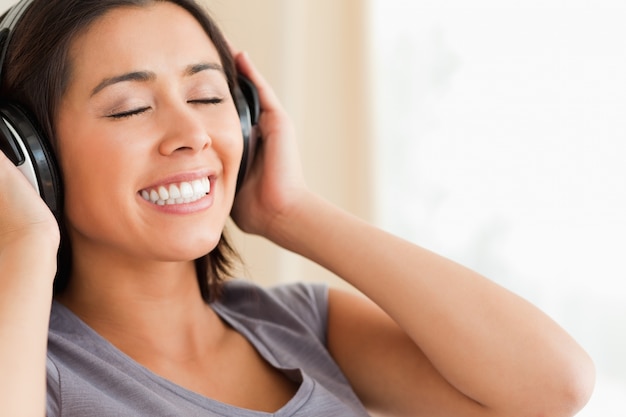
top-left (55, 2), bottom-right (243, 264)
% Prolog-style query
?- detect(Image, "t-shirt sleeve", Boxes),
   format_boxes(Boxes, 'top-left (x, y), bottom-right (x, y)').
top-left (266, 282), bottom-right (329, 345)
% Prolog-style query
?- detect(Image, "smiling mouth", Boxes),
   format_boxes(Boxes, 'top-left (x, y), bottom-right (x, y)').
top-left (140, 177), bottom-right (210, 205)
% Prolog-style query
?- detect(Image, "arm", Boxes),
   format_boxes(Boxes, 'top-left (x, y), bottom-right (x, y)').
top-left (230, 52), bottom-right (595, 417)
top-left (0, 152), bottom-right (59, 417)
top-left (292, 197), bottom-right (594, 417)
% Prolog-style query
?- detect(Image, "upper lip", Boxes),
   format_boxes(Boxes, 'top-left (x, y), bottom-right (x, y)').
top-left (138, 169), bottom-right (215, 192)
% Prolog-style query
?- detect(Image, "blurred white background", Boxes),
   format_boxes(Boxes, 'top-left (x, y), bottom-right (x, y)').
top-left (369, 0), bottom-right (626, 415)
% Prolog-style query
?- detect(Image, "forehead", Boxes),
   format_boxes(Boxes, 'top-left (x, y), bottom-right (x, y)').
top-left (66, 2), bottom-right (221, 84)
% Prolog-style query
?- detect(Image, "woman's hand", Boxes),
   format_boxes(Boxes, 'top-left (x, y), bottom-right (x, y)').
top-left (230, 51), bottom-right (309, 240)
top-left (0, 151), bottom-right (59, 250)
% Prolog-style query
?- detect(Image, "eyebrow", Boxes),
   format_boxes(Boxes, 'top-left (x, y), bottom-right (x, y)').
top-left (90, 71), bottom-right (154, 97)
top-left (90, 62), bottom-right (225, 97)
top-left (184, 62), bottom-right (224, 77)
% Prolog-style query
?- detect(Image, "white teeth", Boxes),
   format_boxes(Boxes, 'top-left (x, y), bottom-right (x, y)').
top-left (192, 179), bottom-right (204, 195)
top-left (140, 178), bottom-right (210, 205)
top-left (169, 184), bottom-right (181, 199)
top-left (158, 186), bottom-right (169, 200)
top-left (180, 182), bottom-right (193, 199)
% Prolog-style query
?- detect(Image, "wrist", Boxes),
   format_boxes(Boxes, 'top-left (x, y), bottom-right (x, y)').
top-left (264, 191), bottom-right (338, 254)
top-left (1, 221), bottom-right (60, 250)
top-left (1, 231), bottom-right (59, 278)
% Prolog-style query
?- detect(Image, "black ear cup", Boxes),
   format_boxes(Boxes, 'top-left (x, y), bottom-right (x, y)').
top-left (0, 101), bottom-right (62, 218)
top-left (234, 74), bottom-right (260, 193)
top-left (0, 0), bottom-right (62, 215)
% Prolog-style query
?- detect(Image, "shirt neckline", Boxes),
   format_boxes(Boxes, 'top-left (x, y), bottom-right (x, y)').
top-left (50, 299), bottom-right (315, 416)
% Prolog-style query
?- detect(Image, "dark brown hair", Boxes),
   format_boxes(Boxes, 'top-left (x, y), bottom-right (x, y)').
top-left (1, 0), bottom-right (240, 302)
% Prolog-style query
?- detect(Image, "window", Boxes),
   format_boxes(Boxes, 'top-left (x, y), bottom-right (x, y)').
top-left (370, 1), bottom-right (626, 414)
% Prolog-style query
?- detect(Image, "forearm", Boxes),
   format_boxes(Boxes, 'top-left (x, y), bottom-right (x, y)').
top-left (0, 237), bottom-right (56, 417)
top-left (269, 191), bottom-right (594, 415)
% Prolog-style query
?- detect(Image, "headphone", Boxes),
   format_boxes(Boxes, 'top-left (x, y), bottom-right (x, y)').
top-left (0, 0), bottom-right (260, 219)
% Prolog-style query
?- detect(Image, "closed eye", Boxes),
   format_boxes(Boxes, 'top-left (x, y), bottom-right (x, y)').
top-left (188, 97), bottom-right (224, 105)
top-left (105, 97), bottom-right (223, 119)
top-left (107, 106), bottom-right (151, 119)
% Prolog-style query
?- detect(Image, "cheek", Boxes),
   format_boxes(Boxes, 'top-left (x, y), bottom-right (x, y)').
top-left (229, 130), bottom-right (245, 169)
top-left (230, 110), bottom-right (246, 159)
top-left (225, 130), bottom-right (245, 196)
top-left (56, 124), bottom-right (139, 223)
top-left (60, 147), bottom-right (121, 230)
top-left (212, 114), bottom-right (245, 178)
top-left (58, 133), bottom-right (121, 191)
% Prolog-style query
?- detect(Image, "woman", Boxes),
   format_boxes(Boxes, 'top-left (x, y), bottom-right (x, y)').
top-left (0, 0), bottom-right (595, 416)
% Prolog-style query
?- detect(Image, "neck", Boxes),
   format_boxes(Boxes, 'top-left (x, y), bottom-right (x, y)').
top-left (55, 249), bottom-right (222, 361)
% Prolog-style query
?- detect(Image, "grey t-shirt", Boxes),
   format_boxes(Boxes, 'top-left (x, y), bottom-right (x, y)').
top-left (46, 280), bottom-right (370, 416)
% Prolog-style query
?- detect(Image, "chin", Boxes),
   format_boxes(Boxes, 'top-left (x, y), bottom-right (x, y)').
top-left (172, 234), bottom-right (222, 261)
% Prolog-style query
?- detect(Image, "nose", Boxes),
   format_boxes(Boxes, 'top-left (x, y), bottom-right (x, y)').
top-left (158, 102), bottom-right (211, 156)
